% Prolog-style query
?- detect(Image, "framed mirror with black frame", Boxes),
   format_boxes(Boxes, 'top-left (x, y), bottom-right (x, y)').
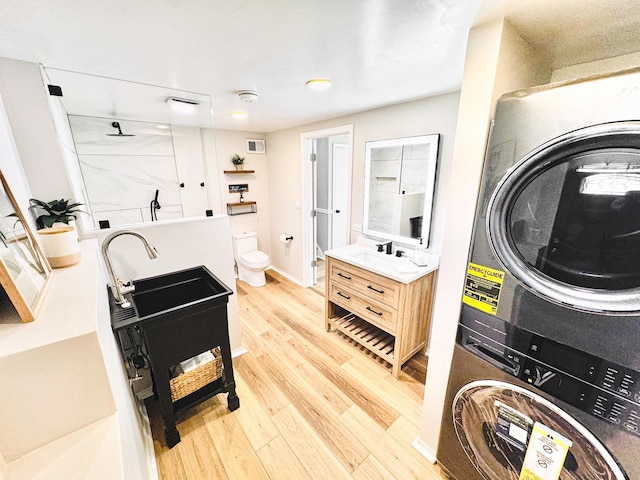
top-left (363, 134), bottom-right (440, 246)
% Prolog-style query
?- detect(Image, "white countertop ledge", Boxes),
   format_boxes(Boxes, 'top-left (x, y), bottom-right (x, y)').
top-left (325, 243), bottom-right (438, 284)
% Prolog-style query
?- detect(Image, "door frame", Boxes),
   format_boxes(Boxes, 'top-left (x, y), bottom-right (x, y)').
top-left (300, 125), bottom-right (353, 287)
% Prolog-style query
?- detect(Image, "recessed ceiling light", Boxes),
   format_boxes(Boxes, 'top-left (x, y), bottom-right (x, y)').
top-left (156, 125), bottom-right (170, 129)
top-left (306, 78), bottom-right (332, 91)
top-left (230, 111), bottom-right (248, 120)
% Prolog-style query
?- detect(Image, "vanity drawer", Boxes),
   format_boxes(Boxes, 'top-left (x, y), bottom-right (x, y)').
top-left (329, 259), bottom-right (400, 308)
top-left (328, 283), bottom-right (397, 333)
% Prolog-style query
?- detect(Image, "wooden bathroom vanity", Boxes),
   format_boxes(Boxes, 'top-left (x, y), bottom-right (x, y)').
top-left (325, 253), bottom-right (436, 377)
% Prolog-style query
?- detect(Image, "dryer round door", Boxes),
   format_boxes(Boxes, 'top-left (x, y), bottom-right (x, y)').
top-left (487, 121), bottom-right (640, 314)
top-left (453, 380), bottom-right (627, 480)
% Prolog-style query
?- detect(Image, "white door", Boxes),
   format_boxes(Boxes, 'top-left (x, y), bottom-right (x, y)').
top-left (332, 143), bottom-right (349, 249)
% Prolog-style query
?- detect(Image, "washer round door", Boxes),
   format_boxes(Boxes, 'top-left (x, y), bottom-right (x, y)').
top-left (487, 121), bottom-right (640, 314)
top-left (453, 380), bottom-right (627, 480)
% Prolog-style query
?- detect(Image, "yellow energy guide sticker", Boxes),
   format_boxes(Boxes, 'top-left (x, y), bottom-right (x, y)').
top-left (463, 262), bottom-right (505, 315)
top-left (519, 422), bottom-right (572, 480)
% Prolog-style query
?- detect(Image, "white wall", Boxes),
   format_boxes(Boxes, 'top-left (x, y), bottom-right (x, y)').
top-left (552, 51), bottom-right (640, 82)
top-left (0, 58), bottom-right (72, 202)
top-left (265, 92), bottom-right (461, 284)
top-left (0, 93), bottom-right (35, 233)
top-left (416, 18), bottom-right (552, 458)
top-left (214, 129), bottom-right (271, 254)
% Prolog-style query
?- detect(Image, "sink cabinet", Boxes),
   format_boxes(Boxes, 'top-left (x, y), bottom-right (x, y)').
top-left (109, 266), bottom-right (239, 448)
top-left (325, 256), bottom-right (436, 377)
top-left (140, 297), bottom-right (239, 447)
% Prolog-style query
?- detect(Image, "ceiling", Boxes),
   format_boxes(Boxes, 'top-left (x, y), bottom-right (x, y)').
top-left (1, 1), bottom-right (640, 133)
top-left (476, 0), bottom-right (640, 69)
top-left (0, 0), bottom-right (481, 132)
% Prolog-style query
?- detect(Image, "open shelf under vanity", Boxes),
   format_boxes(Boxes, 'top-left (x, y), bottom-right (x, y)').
top-left (328, 311), bottom-right (395, 364)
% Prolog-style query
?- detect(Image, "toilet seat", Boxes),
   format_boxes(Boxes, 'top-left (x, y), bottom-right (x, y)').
top-left (239, 250), bottom-right (269, 268)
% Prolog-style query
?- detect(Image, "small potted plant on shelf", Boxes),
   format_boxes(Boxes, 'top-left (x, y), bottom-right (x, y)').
top-left (231, 154), bottom-right (245, 171)
top-left (29, 198), bottom-right (86, 268)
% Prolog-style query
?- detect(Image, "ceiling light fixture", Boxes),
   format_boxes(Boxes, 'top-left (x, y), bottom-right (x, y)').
top-left (166, 96), bottom-right (200, 112)
top-left (238, 90), bottom-right (258, 102)
top-left (306, 78), bottom-right (332, 91)
top-left (230, 111), bottom-right (248, 120)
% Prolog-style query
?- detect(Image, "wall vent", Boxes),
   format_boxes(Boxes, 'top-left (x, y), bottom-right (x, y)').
top-left (246, 139), bottom-right (266, 154)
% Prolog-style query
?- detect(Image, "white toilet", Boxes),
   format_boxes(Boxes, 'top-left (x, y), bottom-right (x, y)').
top-left (232, 231), bottom-right (270, 287)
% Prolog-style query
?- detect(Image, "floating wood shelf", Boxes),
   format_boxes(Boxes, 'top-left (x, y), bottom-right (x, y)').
top-left (223, 170), bottom-right (255, 174)
top-left (328, 313), bottom-right (395, 364)
top-left (226, 201), bottom-right (257, 215)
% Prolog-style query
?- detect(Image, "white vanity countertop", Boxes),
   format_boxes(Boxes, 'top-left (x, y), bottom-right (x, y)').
top-left (325, 243), bottom-right (439, 284)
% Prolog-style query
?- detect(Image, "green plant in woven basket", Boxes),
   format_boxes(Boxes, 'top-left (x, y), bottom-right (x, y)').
top-left (29, 198), bottom-right (86, 230)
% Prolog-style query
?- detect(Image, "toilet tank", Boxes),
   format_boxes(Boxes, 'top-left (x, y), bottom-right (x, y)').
top-left (232, 231), bottom-right (258, 257)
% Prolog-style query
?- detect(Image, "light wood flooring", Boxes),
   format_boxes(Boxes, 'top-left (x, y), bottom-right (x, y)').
top-left (149, 270), bottom-right (445, 480)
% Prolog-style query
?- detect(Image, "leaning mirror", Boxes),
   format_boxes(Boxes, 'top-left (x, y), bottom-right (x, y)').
top-left (363, 134), bottom-right (440, 246)
top-left (0, 170), bottom-right (52, 322)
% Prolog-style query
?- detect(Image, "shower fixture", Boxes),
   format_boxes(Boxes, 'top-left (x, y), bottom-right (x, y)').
top-left (106, 121), bottom-right (135, 137)
top-left (150, 189), bottom-right (161, 221)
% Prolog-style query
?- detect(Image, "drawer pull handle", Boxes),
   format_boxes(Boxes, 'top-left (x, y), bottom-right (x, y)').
top-left (337, 272), bottom-right (352, 280)
top-left (367, 285), bottom-right (384, 294)
top-left (366, 306), bottom-right (383, 316)
top-left (337, 292), bottom-right (351, 300)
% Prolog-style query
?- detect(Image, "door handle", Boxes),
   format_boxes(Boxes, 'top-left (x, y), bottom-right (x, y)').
top-left (335, 209), bottom-right (341, 213)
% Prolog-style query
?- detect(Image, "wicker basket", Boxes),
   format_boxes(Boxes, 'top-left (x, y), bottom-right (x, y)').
top-left (170, 347), bottom-right (223, 402)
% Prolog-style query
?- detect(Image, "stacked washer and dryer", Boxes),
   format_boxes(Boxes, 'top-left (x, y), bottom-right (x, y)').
top-left (437, 69), bottom-right (640, 479)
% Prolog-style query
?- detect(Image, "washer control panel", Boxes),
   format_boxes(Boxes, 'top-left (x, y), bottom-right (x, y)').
top-left (459, 304), bottom-right (640, 437)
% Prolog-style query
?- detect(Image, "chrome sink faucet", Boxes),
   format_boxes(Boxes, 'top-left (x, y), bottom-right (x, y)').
top-left (101, 230), bottom-right (159, 308)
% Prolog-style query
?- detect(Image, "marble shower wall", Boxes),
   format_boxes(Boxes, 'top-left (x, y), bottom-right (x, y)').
top-left (69, 116), bottom-right (184, 227)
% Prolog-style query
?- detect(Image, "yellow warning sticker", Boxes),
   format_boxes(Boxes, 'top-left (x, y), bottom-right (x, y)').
top-left (462, 262), bottom-right (505, 315)
top-left (519, 422), bottom-right (572, 480)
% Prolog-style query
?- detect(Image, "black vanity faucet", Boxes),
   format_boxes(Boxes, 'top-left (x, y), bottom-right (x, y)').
top-left (376, 241), bottom-right (393, 254)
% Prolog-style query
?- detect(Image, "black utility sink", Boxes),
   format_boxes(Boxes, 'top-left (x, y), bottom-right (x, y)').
top-left (109, 266), bottom-right (233, 330)
top-left (132, 266), bottom-right (232, 320)
top-left (108, 265), bottom-right (238, 448)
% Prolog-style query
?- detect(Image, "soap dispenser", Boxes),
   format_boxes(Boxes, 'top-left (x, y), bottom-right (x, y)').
top-left (413, 237), bottom-right (428, 267)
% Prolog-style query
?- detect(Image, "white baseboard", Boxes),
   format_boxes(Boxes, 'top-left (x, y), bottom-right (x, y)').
top-left (138, 402), bottom-right (159, 480)
top-left (232, 346), bottom-right (248, 358)
top-left (267, 266), bottom-right (306, 287)
top-left (412, 435), bottom-right (438, 464)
